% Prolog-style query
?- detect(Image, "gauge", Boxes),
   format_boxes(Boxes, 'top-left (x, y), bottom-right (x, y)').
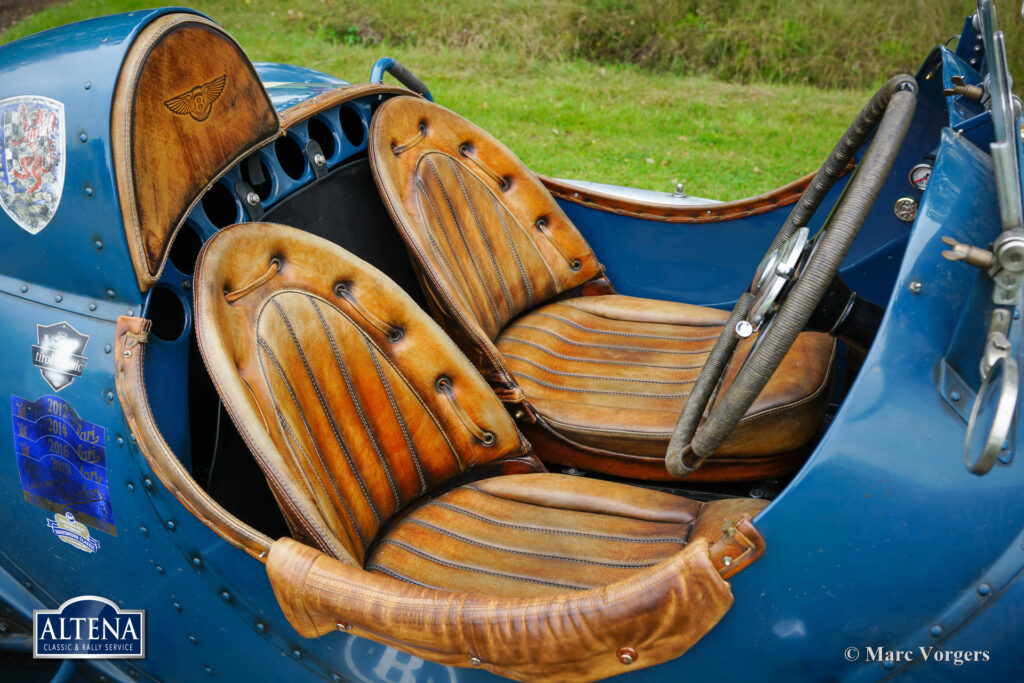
top-left (909, 163), bottom-right (932, 191)
top-left (894, 197), bottom-right (918, 223)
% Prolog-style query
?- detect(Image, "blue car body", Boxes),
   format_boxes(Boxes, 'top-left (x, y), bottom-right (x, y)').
top-left (0, 3), bottom-right (1021, 681)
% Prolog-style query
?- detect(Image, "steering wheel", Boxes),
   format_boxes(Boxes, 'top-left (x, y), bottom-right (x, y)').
top-left (666, 74), bottom-right (918, 477)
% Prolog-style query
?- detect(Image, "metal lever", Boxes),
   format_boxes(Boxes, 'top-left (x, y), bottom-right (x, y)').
top-left (941, 235), bottom-right (995, 268)
top-left (943, 75), bottom-right (985, 100)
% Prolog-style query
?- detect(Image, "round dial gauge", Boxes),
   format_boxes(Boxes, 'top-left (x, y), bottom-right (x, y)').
top-left (909, 163), bottom-right (932, 191)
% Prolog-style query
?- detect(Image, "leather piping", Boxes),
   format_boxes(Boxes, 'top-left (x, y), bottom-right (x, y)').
top-left (113, 316), bottom-right (274, 561)
top-left (278, 83), bottom-right (417, 129)
top-left (538, 161), bottom-right (855, 224)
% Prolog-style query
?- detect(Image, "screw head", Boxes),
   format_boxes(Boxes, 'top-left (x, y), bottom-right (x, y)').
top-left (617, 647), bottom-right (638, 665)
top-left (335, 622), bottom-right (349, 632)
top-left (978, 583), bottom-right (992, 596)
top-left (188, 635), bottom-right (197, 644)
top-left (735, 320), bottom-right (754, 338)
top-left (139, 526), bottom-right (149, 537)
top-left (220, 591), bottom-right (232, 602)
top-left (314, 152), bottom-right (326, 167)
top-left (469, 656), bottom-right (482, 666)
top-left (173, 602), bottom-right (182, 612)
top-left (246, 191), bottom-right (260, 206)
top-left (155, 565), bottom-right (165, 575)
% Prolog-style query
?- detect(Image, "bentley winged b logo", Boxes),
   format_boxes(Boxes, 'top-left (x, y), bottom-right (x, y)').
top-left (163, 74), bottom-right (226, 122)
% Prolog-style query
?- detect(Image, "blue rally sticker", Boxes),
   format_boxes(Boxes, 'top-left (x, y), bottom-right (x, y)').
top-left (11, 395), bottom-right (115, 536)
top-left (34, 596), bottom-right (145, 659)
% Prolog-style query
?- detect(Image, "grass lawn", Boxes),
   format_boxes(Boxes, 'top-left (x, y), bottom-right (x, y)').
top-left (2, 0), bottom-right (942, 200)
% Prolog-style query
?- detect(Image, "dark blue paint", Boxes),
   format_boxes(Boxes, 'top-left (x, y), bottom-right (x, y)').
top-left (0, 8), bottom-right (199, 309)
top-left (0, 6), bottom-right (1021, 683)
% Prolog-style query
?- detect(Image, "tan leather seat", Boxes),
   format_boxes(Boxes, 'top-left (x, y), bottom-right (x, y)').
top-left (369, 96), bottom-right (836, 481)
top-left (194, 222), bottom-right (768, 681)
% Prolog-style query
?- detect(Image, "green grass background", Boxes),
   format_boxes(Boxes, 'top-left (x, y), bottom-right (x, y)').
top-left (1, 0), bottom-right (1002, 199)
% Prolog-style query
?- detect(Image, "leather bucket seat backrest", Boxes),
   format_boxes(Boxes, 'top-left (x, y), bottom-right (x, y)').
top-left (193, 222), bottom-right (529, 565)
top-left (370, 97), bottom-right (604, 377)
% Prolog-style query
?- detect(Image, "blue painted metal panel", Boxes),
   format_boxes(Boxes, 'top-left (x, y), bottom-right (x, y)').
top-left (1, 5), bottom-right (1022, 683)
top-left (664, 127), bottom-right (1024, 681)
top-left (0, 8), bottom-right (202, 309)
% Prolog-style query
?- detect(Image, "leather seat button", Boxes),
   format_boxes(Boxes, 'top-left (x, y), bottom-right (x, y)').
top-left (617, 647), bottom-right (637, 665)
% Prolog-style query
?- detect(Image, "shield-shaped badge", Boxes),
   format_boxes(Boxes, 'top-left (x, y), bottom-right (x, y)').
top-left (0, 96), bottom-right (66, 234)
top-left (32, 322), bottom-right (89, 391)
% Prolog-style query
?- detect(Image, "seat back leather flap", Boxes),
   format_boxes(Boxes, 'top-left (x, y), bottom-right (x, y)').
top-left (112, 13), bottom-right (280, 292)
top-left (369, 97), bottom-right (603, 378)
top-left (194, 222), bottom-right (527, 563)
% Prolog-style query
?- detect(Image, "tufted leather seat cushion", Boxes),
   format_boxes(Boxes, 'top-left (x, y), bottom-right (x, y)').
top-left (497, 296), bottom-right (836, 480)
top-left (370, 96), bottom-right (837, 481)
top-left (367, 473), bottom-right (767, 596)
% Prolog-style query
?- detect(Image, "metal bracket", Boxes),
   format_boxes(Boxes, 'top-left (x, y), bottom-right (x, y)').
top-left (939, 359), bottom-right (976, 423)
top-left (234, 180), bottom-right (264, 221)
top-left (304, 139), bottom-right (327, 179)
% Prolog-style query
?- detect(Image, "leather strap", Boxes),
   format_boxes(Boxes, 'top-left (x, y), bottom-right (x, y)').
top-left (114, 315), bottom-right (273, 560)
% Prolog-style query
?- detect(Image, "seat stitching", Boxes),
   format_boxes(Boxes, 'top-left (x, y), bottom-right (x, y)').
top-left (269, 299), bottom-right (383, 525)
top-left (365, 562), bottom-right (442, 589)
top-left (376, 539), bottom-right (588, 590)
top-left (503, 353), bottom-right (698, 386)
top-left (365, 339), bottom-right (427, 495)
top-left (450, 157), bottom-right (514, 324)
top-left (485, 189), bottom-right (533, 307)
top-left (426, 155), bottom-right (502, 332)
top-left (309, 296), bottom-right (401, 510)
top-left (514, 370), bottom-right (691, 399)
top-left (497, 336), bottom-right (705, 370)
top-left (530, 311), bottom-right (720, 342)
top-left (506, 324), bottom-right (714, 355)
top-left (405, 518), bottom-right (660, 569)
top-left (273, 403), bottom-right (366, 551)
top-left (556, 302), bottom-right (726, 328)
top-left (430, 500), bottom-right (687, 544)
top-left (257, 336), bottom-right (368, 550)
top-left (416, 171), bottom-right (488, 326)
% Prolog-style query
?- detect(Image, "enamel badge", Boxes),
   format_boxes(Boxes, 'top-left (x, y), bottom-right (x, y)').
top-left (0, 96), bottom-right (66, 234)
